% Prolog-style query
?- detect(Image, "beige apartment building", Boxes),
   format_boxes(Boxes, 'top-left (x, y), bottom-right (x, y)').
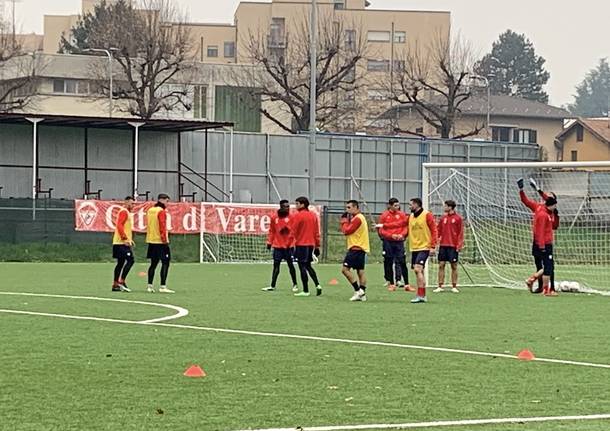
top-left (31, 0), bottom-right (450, 133)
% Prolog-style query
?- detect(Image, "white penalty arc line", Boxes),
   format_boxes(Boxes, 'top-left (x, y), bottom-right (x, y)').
top-left (235, 413), bottom-right (610, 431)
top-left (0, 292), bottom-right (188, 324)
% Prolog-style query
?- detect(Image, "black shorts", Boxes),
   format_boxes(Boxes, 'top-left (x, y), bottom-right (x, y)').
top-left (294, 246), bottom-right (314, 264)
top-left (343, 249), bottom-right (366, 270)
top-left (273, 248), bottom-right (294, 263)
top-left (438, 246), bottom-right (459, 263)
top-left (411, 251), bottom-right (430, 268)
top-left (112, 245), bottom-right (134, 260)
top-left (147, 244), bottom-right (171, 261)
top-left (382, 240), bottom-right (406, 259)
top-left (540, 244), bottom-right (554, 276)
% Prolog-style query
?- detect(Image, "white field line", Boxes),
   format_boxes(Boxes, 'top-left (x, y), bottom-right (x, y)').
top-left (1, 292), bottom-right (610, 370)
top-left (0, 292), bottom-right (188, 323)
top-left (234, 413), bottom-right (610, 431)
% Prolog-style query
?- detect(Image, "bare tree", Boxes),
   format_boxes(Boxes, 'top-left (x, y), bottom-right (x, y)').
top-left (0, 14), bottom-right (40, 113)
top-left (62, 0), bottom-right (194, 119)
top-left (389, 33), bottom-right (483, 139)
top-left (236, 13), bottom-right (368, 133)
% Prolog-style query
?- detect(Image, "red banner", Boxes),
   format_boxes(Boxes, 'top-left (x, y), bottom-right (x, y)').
top-left (74, 200), bottom-right (320, 235)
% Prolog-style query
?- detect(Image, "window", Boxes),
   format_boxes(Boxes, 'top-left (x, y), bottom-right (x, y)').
top-left (492, 126), bottom-right (512, 142)
top-left (334, 1), bottom-right (345, 10)
top-left (52, 79), bottom-right (89, 95)
top-left (392, 59), bottom-right (405, 72)
top-left (53, 79), bottom-right (64, 93)
top-left (394, 31), bottom-right (406, 43)
top-left (367, 31), bottom-right (390, 42)
top-left (514, 129), bottom-right (537, 144)
top-left (571, 150), bottom-right (578, 161)
top-left (367, 59), bottom-right (390, 72)
top-left (367, 89), bottom-right (387, 101)
top-left (269, 17), bottom-right (286, 48)
top-left (576, 124), bottom-right (584, 142)
top-left (207, 46), bottom-right (218, 58)
top-left (193, 86), bottom-right (207, 119)
top-left (345, 29), bottom-right (356, 50)
top-left (224, 42), bottom-right (235, 58)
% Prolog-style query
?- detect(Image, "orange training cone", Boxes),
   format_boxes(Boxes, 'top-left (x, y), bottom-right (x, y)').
top-left (328, 278), bottom-right (339, 286)
top-left (517, 349), bottom-right (536, 361)
top-left (183, 365), bottom-right (207, 377)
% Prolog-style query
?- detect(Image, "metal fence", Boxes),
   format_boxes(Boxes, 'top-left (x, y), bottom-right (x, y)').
top-left (0, 122), bottom-right (539, 214)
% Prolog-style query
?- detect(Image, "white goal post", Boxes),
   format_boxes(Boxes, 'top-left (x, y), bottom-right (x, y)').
top-left (422, 161), bottom-right (610, 295)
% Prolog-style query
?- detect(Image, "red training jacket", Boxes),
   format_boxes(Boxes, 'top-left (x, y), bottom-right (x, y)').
top-left (378, 210), bottom-right (409, 241)
top-left (520, 190), bottom-right (559, 230)
top-left (292, 208), bottom-right (321, 247)
top-left (116, 208), bottom-right (129, 241)
top-left (267, 213), bottom-right (294, 249)
top-left (533, 206), bottom-right (554, 249)
top-left (437, 212), bottom-right (464, 250)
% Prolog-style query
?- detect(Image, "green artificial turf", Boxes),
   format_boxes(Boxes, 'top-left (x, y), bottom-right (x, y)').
top-left (0, 263), bottom-right (609, 431)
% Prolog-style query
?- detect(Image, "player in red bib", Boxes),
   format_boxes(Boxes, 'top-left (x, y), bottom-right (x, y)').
top-left (518, 178), bottom-right (559, 293)
top-left (434, 200), bottom-right (464, 294)
top-left (263, 200), bottom-right (298, 292)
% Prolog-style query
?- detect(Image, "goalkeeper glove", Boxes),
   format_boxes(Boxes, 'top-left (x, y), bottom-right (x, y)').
top-left (314, 248), bottom-right (321, 257)
top-left (266, 244), bottom-right (271, 250)
top-left (517, 178), bottom-right (524, 190)
top-left (529, 178), bottom-right (541, 192)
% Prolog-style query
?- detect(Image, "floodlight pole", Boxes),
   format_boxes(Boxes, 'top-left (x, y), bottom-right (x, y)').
top-left (308, 0), bottom-right (317, 200)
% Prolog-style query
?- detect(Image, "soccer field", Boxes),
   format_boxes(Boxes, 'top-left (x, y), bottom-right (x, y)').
top-left (1, 263), bottom-right (610, 431)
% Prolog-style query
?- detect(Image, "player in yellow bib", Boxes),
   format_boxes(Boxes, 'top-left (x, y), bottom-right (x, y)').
top-left (146, 193), bottom-right (174, 293)
top-left (112, 196), bottom-right (135, 292)
top-left (340, 200), bottom-right (370, 302)
top-left (408, 198), bottom-right (438, 303)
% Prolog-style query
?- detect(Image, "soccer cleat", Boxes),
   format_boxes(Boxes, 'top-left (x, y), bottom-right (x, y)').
top-left (396, 280), bottom-right (405, 288)
top-left (451, 287), bottom-right (460, 294)
top-left (316, 285), bottom-right (322, 296)
top-left (404, 285), bottom-right (416, 292)
top-left (544, 290), bottom-right (558, 297)
top-left (159, 286), bottom-right (175, 294)
top-left (350, 289), bottom-right (366, 302)
top-left (525, 277), bottom-right (536, 292)
top-left (433, 287), bottom-right (444, 293)
top-left (294, 291), bottom-right (310, 297)
top-left (118, 283), bottom-right (131, 293)
top-left (147, 285), bottom-right (155, 293)
top-left (111, 286), bottom-right (122, 292)
top-left (383, 281), bottom-right (390, 288)
top-left (410, 296), bottom-right (427, 303)
top-left (291, 285), bottom-right (299, 293)
top-left (262, 286), bottom-right (276, 292)
top-left (388, 284), bottom-right (396, 292)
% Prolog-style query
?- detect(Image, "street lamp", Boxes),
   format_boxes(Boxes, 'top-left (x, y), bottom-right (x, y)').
top-left (470, 74), bottom-right (492, 140)
top-left (83, 48), bottom-right (117, 117)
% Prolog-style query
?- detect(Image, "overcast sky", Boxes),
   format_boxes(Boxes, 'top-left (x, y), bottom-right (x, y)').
top-left (7, 0), bottom-right (610, 107)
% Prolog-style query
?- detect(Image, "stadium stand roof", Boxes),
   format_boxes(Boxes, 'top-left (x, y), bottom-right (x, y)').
top-left (0, 113), bottom-right (233, 132)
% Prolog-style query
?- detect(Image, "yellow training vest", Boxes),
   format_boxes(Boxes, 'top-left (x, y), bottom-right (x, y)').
top-left (146, 206), bottom-right (167, 244)
top-left (408, 210), bottom-right (432, 252)
top-left (112, 208), bottom-right (133, 245)
top-left (346, 213), bottom-right (370, 253)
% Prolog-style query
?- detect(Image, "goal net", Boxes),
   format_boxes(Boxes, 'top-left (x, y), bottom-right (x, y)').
top-left (199, 203), bottom-right (322, 263)
top-left (423, 161), bottom-right (610, 295)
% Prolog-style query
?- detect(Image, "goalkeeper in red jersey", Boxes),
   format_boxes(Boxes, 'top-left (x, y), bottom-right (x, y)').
top-left (518, 178), bottom-right (559, 293)
top-left (434, 200), bottom-right (464, 294)
top-left (526, 196), bottom-right (558, 296)
top-left (262, 200), bottom-right (298, 292)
